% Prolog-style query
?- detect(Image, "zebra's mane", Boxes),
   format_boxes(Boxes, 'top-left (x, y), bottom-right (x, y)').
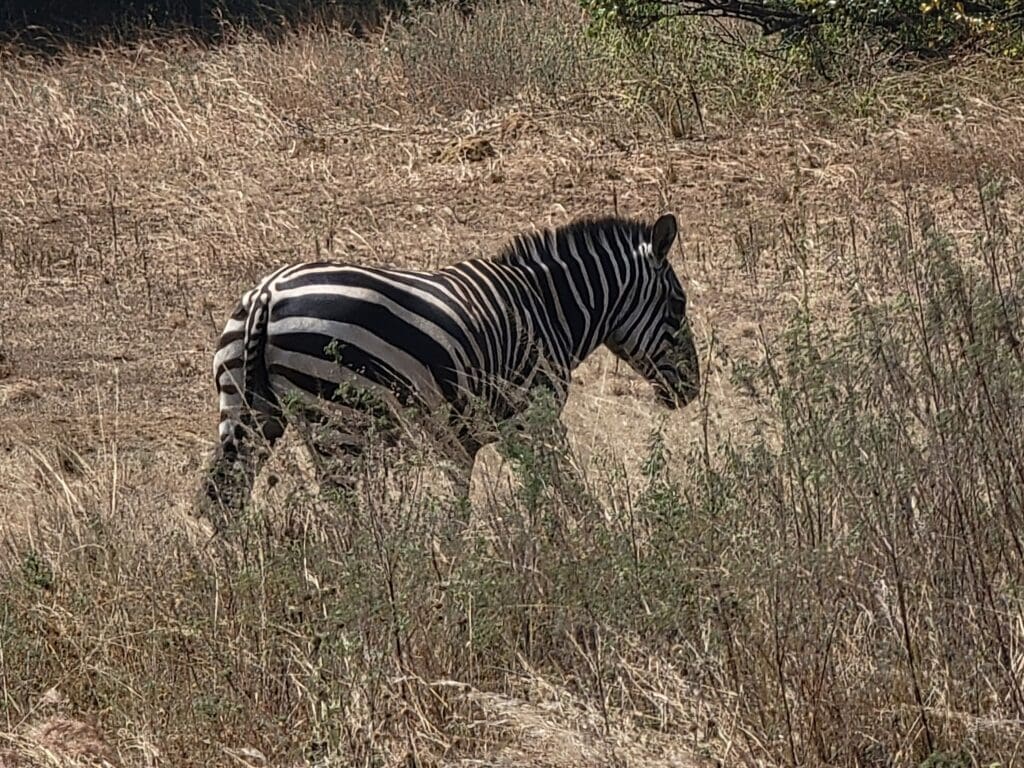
top-left (492, 216), bottom-right (652, 266)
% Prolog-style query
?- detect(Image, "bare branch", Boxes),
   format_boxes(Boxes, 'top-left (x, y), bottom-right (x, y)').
top-left (622, 0), bottom-right (818, 35)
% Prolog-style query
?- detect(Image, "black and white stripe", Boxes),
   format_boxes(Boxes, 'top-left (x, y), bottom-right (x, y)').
top-left (200, 213), bottom-right (699, 522)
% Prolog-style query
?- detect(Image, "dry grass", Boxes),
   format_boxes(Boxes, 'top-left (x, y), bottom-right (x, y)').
top-left (3, 1), bottom-right (1024, 765)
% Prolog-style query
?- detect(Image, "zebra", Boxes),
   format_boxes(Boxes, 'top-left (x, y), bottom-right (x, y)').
top-left (199, 213), bottom-right (700, 526)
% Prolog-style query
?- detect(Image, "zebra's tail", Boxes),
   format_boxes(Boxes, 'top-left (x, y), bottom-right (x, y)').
top-left (199, 278), bottom-right (283, 528)
top-left (241, 283), bottom-right (274, 418)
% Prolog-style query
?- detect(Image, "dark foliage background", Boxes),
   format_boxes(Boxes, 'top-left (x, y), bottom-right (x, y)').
top-left (4, 0), bottom-right (1023, 59)
top-left (0, 0), bottom-right (400, 42)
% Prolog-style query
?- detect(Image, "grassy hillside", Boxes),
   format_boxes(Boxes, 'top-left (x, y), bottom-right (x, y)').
top-left (2, 2), bottom-right (1024, 766)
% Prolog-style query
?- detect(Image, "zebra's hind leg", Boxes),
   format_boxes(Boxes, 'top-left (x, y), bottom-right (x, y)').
top-left (199, 413), bottom-right (285, 533)
top-left (294, 410), bottom-right (364, 503)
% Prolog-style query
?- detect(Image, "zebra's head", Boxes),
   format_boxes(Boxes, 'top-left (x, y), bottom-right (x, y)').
top-left (605, 214), bottom-right (700, 409)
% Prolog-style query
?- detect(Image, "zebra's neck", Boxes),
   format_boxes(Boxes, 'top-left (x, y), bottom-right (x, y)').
top-left (488, 220), bottom-right (643, 369)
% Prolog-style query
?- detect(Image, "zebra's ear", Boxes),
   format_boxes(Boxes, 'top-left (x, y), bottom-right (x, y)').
top-left (651, 214), bottom-right (678, 261)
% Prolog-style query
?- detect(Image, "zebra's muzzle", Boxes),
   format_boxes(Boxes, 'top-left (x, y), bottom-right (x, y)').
top-left (652, 341), bottom-right (700, 409)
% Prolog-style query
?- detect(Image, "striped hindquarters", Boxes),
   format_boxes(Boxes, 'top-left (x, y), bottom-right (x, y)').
top-left (255, 262), bottom-right (490, 422)
top-left (211, 266), bottom-right (293, 441)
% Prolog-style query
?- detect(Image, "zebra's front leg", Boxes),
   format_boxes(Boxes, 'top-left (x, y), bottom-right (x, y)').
top-left (445, 439), bottom-right (480, 525)
top-left (495, 410), bottom-right (574, 498)
top-left (498, 378), bottom-right (570, 472)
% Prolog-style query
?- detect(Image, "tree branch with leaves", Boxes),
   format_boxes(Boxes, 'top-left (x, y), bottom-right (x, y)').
top-left (582, 0), bottom-right (1024, 56)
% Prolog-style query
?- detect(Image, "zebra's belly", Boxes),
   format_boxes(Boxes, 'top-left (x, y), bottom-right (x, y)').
top-left (263, 331), bottom-right (481, 450)
top-left (263, 339), bottom-right (442, 408)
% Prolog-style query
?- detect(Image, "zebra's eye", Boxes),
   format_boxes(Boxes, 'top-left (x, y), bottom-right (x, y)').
top-left (667, 296), bottom-right (685, 317)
